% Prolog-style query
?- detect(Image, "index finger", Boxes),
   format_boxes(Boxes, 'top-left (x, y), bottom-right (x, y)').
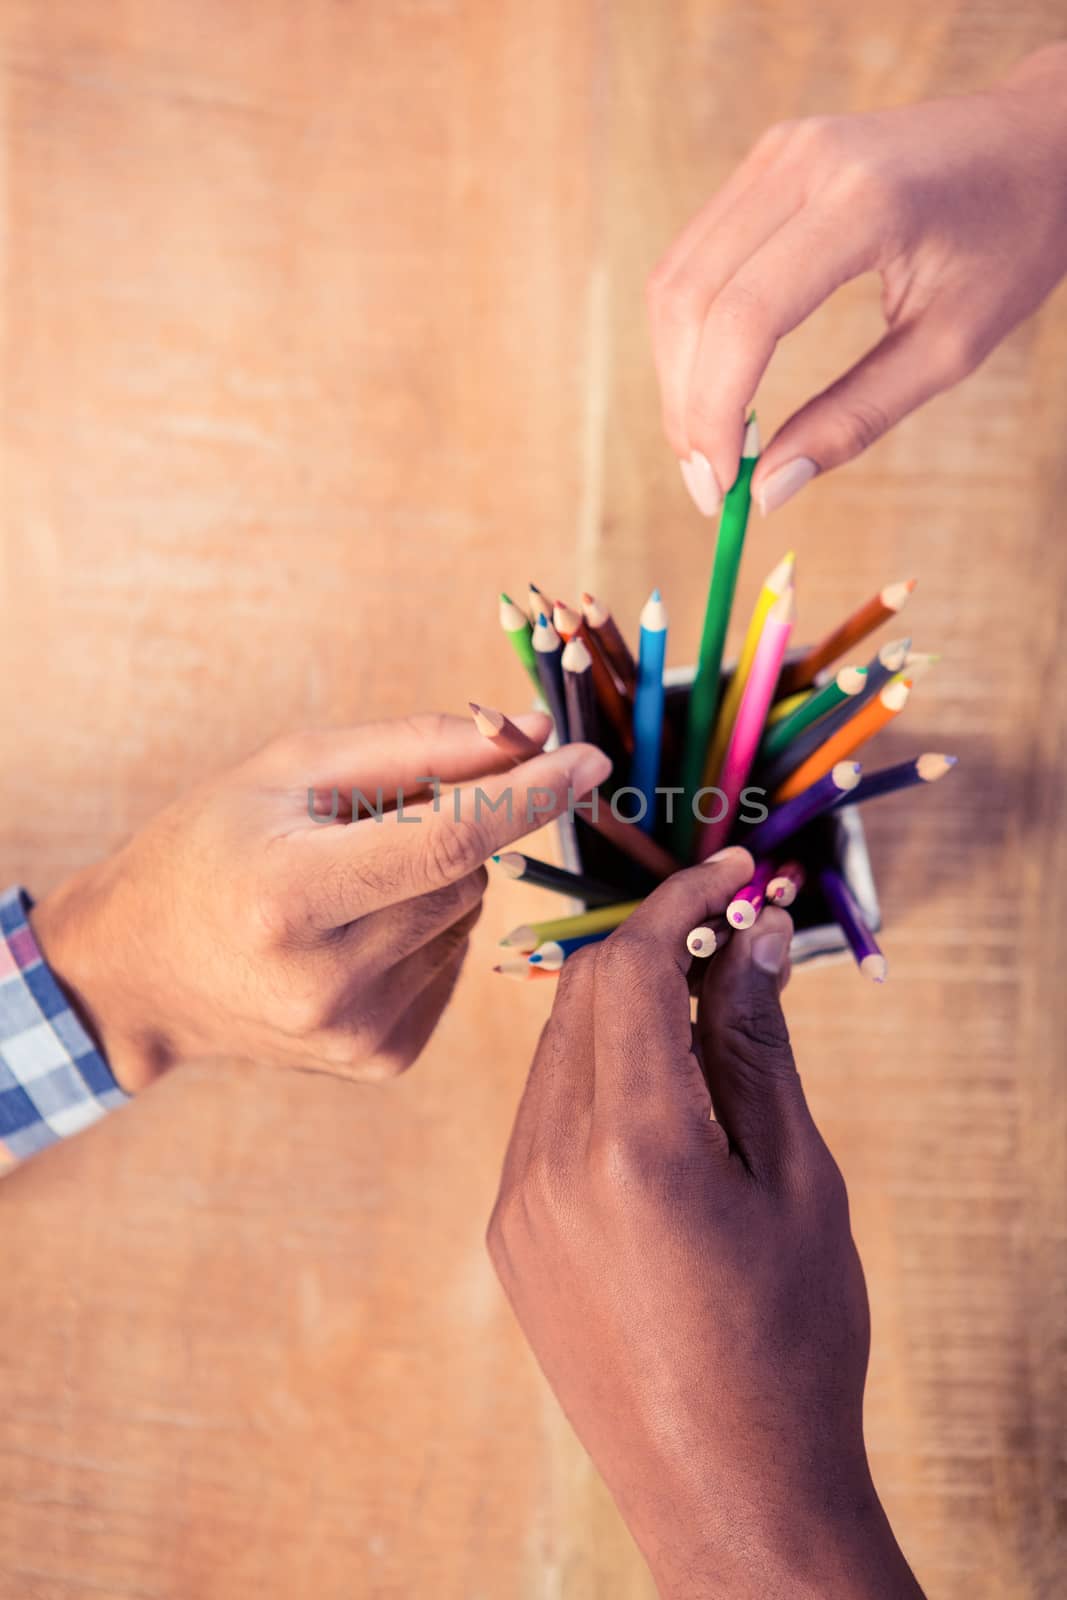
top-left (590, 847), bottom-right (754, 1125)
top-left (299, 742), bottom-right (613, 925)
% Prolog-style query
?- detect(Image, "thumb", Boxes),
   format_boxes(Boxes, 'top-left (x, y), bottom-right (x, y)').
top-left (695, 906), bottom-right (815, 1182)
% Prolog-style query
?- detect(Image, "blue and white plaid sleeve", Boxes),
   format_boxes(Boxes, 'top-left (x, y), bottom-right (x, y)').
top-left (0, 886), bottom-right (128, 1163)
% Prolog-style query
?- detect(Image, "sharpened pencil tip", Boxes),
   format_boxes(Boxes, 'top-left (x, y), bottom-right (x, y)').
top-left (537, 612), bottom-right (548, 627)
top-left (651, 587), bottom-right (661, 602)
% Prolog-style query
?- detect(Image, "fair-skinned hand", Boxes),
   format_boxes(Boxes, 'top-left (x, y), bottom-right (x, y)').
top-left (31, 713), bottom-right (611, 1091)
top-left (488, 847), bottom-right (925, 1600)
top-left (648, 42), bottom-right (1067, 519)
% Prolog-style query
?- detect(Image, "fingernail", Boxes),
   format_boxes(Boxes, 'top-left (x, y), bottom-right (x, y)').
top-left (569, 748), bottom-right (613, 794)
top-left (758, 457), bottom-right (817, 516)
top-left (680, 452), bottom-right (722, 517)
top-left (708, 847), bottom-right (741, 863)
top-left (751, 929), bottom-right (790, 975)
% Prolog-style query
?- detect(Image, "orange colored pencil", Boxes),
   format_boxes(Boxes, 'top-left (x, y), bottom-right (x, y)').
top-left (773, 680), bottom-right (912, 802)
top-left (777, 579), bottom-right (916, 696)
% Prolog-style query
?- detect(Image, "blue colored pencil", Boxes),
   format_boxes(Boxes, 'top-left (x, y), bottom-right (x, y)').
top-left (630, 589), bottom-right (668, 833)
top-left (532, 611), bottom-right (570, 742)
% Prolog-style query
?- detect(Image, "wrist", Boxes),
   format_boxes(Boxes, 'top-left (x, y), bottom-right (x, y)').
top-left (645, 1473), bottom-right (924, 1600)
top-left (30, 859), bottom-right (170, 1094)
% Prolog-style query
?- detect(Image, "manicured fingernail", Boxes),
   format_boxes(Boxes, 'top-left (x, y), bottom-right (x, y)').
top-left (751, 929), bottom-right (790, 975)
top-left (680, 452), bottom-right (722, 517)
top-left (569, 748), bottom-right (613, 794)
top-left (758, 457), bottom-right (816, 516)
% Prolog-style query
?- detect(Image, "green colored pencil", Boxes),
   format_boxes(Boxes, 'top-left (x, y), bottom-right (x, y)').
top-left (498, 592), bottom-right (542, 694)
top-left (676, 414), bottom-right (760, 857)
top-left (758, 663), bottom-right (868, 763)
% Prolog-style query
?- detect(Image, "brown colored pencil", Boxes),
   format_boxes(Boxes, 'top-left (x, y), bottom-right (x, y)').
top-left (578, 620), bottom-right (634, 753)
top-left (581, 591), bottom-right (638, 696)
top-left (777, 578), bottom-right (916, 696)
top-left (469, 703), bottom-right (545, 763)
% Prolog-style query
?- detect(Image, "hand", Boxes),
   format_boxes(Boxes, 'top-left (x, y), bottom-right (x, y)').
top-left (31, 713), bottom-right (611, 1091)
top-left (488, 847), bottom-right (924, 1599)
top-left (647, 43), bottom-right (1067, 517)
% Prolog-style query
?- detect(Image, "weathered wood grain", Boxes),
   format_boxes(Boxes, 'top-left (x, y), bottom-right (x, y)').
top-left (1, 3), bottom-right (1064, 1595)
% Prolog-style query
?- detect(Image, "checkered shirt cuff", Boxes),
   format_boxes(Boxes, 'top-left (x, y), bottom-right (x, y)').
top-left (0, 886), bottom-right (128, 1162)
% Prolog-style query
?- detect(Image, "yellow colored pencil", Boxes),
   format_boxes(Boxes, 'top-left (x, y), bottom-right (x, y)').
top-left (703, 551), bottom-right (795, 786)
top-left (766, 689), bottom-right (811, 727)
top-left (499, 900), bottom-right (641, 952)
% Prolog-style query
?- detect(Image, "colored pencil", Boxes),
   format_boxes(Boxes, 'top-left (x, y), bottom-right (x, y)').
top-left (726, 858), bottom-right (777, 930)
top-left (562, 636), bottom-right (600, 748)
top-left (758, 663), bottom-right (867, 764)
top-left (678, 414), bottom-right (760, 855)
top-left (553, 600), bottom-right (582, 642)
top-left (896, 650), bottom-right (939, 684)
top-left (685, 917), bottom-right (731, 959)
top-left (529, 931), bottom-right (610, 969)
top-left (493, 958), bottom-right (559, 981)
top-left (527, 582), bottom-right (552, 625)
top-left (630, 589), bottom-right (668, 833)
top-left (499, 592), bottom-right (542, 694)
top-left (773, 680), bottom-right (911, 802)
top-left (584, 800), bottom-right (682, 880)
top-left (766, 861), bottom-right (804, 907)
top-left (819, 866), bottom-right (887, 982)
top-left (704, 550), bottom-right (795, 783)
top-left (532, 612), bottom-right (570, 742)
top-left (470, 704), bottom-right (678, 881)
top-left (469, 703), bottom-right (545, 763)
top-left (578, 619), bottom-right (634, 753)
top-left (698, 587), bottom-right (795, 858)
top-left (741, 761), bottom-right (863, 857)
top-left (766, 689), bottom-right (810, 726)
top-left (500, 900), bottom-right (642, 952)
top-left (492, 851), bottom-right (622, 907)
top-left (834, 752), bottom-right (958, 808)
top-left (777, 578), bottom-right (916, 696)
top-left (580, 591), bottom-right (638, 696)
top-left (758, 638), bottom-right (907, 791)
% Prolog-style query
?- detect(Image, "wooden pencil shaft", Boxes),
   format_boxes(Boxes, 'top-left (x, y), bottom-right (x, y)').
top-left (777, 580), bottom-right (915, 696)
top-left (578, 621), bottom-right (634, 753)
top-left (505, 900), bottom-right (642, 946)
top-left (563, 643), bottom-right (600, 749)
top-left (533, 617), bottom-right (570, 743)
top-left (582, 594), bottom-right (637, 694)
top-left (819, 865), bottom-right (884, 976)
top-left (835, 753), bottom-right (957, 806)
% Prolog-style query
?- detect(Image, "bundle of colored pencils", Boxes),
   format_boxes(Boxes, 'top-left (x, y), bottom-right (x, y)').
top-left (483, 416), bottom-right (957, 985)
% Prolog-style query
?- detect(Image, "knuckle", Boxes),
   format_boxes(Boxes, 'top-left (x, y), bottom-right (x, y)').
top-left (832, 397), bottom-right (891, 458)
top-left (793, 113), bottom-right (844, 159)
top-left (929, 320), bottom-right (982, 387)
top-left (595, 928), bottom-right (657, 991)
top-left (710, 279), bottom-right (770, 340)
top-left (425, 820), bottom-right (487, 885)
top-left (722, 995), bottom-right (794, 1066)
top-left (650, 275), bottom-right (706, 332)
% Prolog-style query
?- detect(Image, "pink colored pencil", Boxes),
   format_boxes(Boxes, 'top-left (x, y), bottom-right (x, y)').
top-left (699, 590), bottom-right (795, 858)
top-left (766, 861), bottom-right (805, 907)
top-left (726, 858), bottom-right (776, 930)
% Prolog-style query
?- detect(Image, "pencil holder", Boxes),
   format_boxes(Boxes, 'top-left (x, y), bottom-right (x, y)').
top-left (555, 660), bottom-right (881, 969)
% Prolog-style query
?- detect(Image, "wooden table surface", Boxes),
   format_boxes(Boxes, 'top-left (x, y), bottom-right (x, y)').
top-left (1, 4), bottom-right (1065, 1596)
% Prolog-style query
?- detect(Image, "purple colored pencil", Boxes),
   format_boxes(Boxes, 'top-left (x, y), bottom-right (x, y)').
top-left (726, 858), bottom-right (776, 930)
top-left (741, 760), bottom-right (862, 858)
top-left (833, 752), bottom-right (957, 808)
top-left (819, 866), bottom-right (887, 982)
